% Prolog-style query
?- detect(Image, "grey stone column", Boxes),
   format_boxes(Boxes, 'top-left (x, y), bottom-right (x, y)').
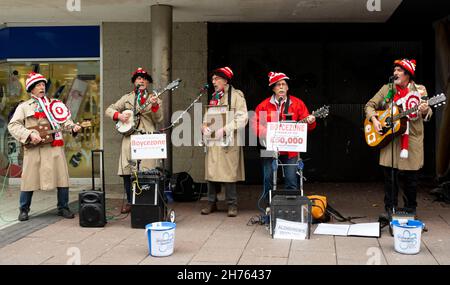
top-left (151, 4), bottom-right (173, 173)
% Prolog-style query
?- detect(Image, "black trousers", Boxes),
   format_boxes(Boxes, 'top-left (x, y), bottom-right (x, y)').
top-left (382, 166), bottom-right (418, 212)
top-left (122, 175), bottom-right (132, 203)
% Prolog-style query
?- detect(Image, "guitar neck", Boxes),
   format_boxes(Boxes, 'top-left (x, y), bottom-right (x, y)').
top-left (393, 105), bottom-right (419, 121)
top-left (47, 128), bottom-right (74, 134)
top-left (298, 117), bottom-right (308, 123)
top-left (136, 88), bottom-right (168, 111)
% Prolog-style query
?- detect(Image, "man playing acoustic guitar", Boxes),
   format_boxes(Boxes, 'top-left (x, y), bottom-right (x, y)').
top-left (8, 72), bottom-right (82, 221)
top-left (105, 67), bottom-right (162, 214)
top-left (365, 59), bottom-right (432, 217)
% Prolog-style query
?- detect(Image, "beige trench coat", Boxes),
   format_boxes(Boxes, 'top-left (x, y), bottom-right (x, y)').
top-left (7, 98), bottom-right (76, 191)
top-left (105, 91), bottom-right (163, 175)
top-left (204, 85), bottom-right (248, 182)
top-left (365, 83), bottom-right (433, 170)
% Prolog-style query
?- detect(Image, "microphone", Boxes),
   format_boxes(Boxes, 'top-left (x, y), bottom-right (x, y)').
top-left (278, 96), bottom-right (283, 105)
top-left (389, 75), bottom-right (398, 81)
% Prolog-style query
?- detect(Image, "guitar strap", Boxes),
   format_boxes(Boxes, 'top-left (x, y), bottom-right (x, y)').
top-left (284, 95), bottom-right (290, 117)
top-left (133, 88), bottom-right (141, 133)
top-left (228, 85), bottom-right (232, 111)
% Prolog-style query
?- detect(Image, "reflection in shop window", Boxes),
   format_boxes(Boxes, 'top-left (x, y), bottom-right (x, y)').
top-left (0, 61), bottom-right (100, 178)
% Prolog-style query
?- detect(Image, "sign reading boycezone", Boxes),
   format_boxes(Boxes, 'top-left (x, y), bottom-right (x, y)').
top-left (131, 134), bottom-right (167, 160)
top-left (266, 122), bottom-right (308, 152)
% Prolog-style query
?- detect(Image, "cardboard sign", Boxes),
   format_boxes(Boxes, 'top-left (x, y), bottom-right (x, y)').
top-left (130, 134), bottom-right (167, 160)
top-left (266, 122), bottom-right (308, 152)
top-left (274, 218), bottom-right (308, 240)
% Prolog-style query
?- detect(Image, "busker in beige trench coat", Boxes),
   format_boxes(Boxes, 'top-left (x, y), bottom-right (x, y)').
top-left (105, 67), bottom-right (162, 214)
top-left (8, 72), bottom-right (82, 221)
top-left (365, 59), bottom-right (432, 218)
top-left (200, 67), bottom-right (248, 217)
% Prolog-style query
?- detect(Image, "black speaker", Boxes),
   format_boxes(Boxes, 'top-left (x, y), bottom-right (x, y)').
top-left (79, 190), bottom-right (106, 227)
top-left (270, 191), bottom-right (312, 238)
top-left (131, 204), bottom-right (163, 229)
top-left (79, 149), bottom-right (107, 228)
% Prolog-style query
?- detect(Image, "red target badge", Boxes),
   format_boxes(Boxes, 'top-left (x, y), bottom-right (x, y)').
top-left (49, 100), bottom-right (71, 123)
top-left (405, 92), bottom-right (420, 120)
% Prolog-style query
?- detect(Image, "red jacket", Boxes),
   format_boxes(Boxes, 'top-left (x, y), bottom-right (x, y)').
top-left (252, 95), bottom-right (316, 158)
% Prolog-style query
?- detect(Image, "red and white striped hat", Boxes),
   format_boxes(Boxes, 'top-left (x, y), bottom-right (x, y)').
top-left (26, 72), bottom-right (47, 92)
top-left (394, 59), bottom-right (416, 76)
top-left (131, 67), bottom-right (152, 83)
top-left (212, 66), bottom-right (234, 80)
top-left (268, 71), bottom-right (289, 86)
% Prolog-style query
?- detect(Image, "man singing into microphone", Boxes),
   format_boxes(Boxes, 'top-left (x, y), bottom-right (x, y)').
top-left (251, 72), bottom-right (316, 205)
top-left (365, 59), bottom-right (432, 218)
top-left (105, 67), bottom-right (162, 213)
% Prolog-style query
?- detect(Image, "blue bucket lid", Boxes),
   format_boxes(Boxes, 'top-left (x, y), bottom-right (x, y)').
top-left (391, 219), bottom-right (423, 228)
top-left (145, 222), bottom-right (176, 232)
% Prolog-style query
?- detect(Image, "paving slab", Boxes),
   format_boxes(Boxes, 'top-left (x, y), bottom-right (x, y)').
top-left (1, 183), bottom-right (450, 265)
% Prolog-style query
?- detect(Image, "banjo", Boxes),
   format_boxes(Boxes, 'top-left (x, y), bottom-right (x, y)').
top-left (115, 79), bottom-right (181, 136)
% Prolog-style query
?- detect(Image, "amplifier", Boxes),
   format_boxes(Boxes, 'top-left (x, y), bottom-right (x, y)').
top-left (131, 173), bottom-right (165, 205)
top-left (130, 172), bottom-right (166, 229)
top-left (131, 204), bottom-right (164, 229)
top-left (270, 191), bottom-right (312, 238)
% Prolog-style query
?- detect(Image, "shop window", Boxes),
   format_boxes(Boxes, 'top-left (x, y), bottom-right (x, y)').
top-left (0, 61), bottom-right (100, 178)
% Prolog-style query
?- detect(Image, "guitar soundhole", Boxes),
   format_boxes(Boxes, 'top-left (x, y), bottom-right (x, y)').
top-left (385, 117), bottom-right (393, 128)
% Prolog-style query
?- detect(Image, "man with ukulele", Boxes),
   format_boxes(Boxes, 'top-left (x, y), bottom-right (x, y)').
top-left (8, 72), bottom-right (81, 221)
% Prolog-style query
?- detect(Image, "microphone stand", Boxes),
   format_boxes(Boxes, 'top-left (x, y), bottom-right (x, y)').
top-left (160, 84), bottom-right (209, 132)
top-left (388, 76), bottom-right (396, 218)
top-left (269, 95), bottom-right (283, 237)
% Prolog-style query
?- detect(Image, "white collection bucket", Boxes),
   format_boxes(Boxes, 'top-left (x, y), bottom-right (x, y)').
top-left (391, 219), bottom-right (424, 255)
top-left (145, 222), bottom-right (176, 257)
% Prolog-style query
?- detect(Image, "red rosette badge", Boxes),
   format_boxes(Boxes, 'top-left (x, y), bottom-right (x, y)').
top-left (405, 92), bottom-right (420, 120)
top-left (49, 100), bottom-right (71, 123)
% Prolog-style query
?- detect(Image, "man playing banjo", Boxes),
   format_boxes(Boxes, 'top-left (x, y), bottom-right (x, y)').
top-left (106, 67), bottom-right (162, 214)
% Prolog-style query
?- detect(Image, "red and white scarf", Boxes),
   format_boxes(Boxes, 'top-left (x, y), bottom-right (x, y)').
top-left (32, 95), bottom-right (64, 147)
top-left (209, 89), bottom-right (224, 106)
top-left (394, 84), bottom-right (421, 159)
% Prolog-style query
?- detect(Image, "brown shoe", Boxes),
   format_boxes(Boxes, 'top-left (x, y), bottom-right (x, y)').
top-left (201, 203), bottom-right (217, 215)
top-left (121, 203), bottom-right (132, 214)
top-left (228, 205), bottom-right (238, 217)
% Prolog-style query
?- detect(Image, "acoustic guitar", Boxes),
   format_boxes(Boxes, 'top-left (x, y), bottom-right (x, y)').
top-left (364, 93), bottom-right (446, 148)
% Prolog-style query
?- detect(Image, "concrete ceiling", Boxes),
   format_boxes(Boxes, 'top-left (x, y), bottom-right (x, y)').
top-left (0, 0), bottom-right (403, 24)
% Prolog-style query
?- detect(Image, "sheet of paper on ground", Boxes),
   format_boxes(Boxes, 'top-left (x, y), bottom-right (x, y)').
top-left (314, 222), bottom-right (380, 237)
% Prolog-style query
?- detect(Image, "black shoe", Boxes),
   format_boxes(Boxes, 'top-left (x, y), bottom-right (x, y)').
top-left (18, 209), bottom-right (29, 221)
top-left (378, 208), bottom-right (393, 225)
top-left (402, 207), bottom-right (417, 217)
top-left (57, 208), bottom-right (75, 219)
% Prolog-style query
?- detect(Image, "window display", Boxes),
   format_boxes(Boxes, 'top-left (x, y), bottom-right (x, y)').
top-left (0, 61), bottom-right (100, 178)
